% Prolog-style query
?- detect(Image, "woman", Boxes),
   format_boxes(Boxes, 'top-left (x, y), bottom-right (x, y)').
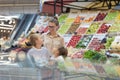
top-left (42, 17), bottom-right (64, 54)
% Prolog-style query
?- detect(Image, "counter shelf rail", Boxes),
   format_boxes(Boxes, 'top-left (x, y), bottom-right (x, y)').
top-left (58, 59), bottom-right (120, 80)
top-left (0, 61), bottom-right (62, 80)
top-left (0, 58), bottom-right (119, 80)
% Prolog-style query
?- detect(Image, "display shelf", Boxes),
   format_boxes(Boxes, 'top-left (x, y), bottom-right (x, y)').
top-left (105, 36), bottom-right (115, 49)
top-left (60, 59), bottom-right (120, 80)
top-left (87, 34), bottom-right (106, 51)
top-left (78, 12), bottom-right (86, 23)
top-left (57, 22), bottom-right (72, 35)
top-left (33, 16), bottom-right (50, 33)
top-left (63, 34), bottom-right (72, 47)
top-left (83, 16), bottom-right (94, 23)
top-left (57, 10), bottom-right (120, 52)
top-left (2, 9), bottom-right (119, 80)
top-left (103, 64), bottom-right (119, 78)
top-left (76, 27), bottom-right (88, 35)
top-left (66, 23), bottom-right (80, 34)
top-left (108, 22), bottom-right (120, 33)
top-left (82, 11), bottom-right (99, 23)
top-left (58, 13), bottom-right (68, 24)
top-left (93, 64), bottom-right (106, 77)
top-left (76, 35), bottom-right (93, 49)
top-left (86, 22), bottom-right (101, 34)
top-left (94, 12), bottom-right (107, 21)
top-left (71, 60), bottom-right (97, 74)
top-left (114, 66), bottom-right (120, 77)
top-left (65, 18), bottom-right (75, 23)
top-left (110, 36), bottom-right (120, 50)
top-left (65, 14), bottom-right (85, 34)
top-left (69, 49), bottom-right (86, 59)
top-left (97, 23), bottom-right (110, 34)
top-left (67, 35), bottom-right (82, 48)
top-left (73, 16), bottom-right (81, 24)
top-left (0, 15), bottom-right (19, 40)
top-left (58, 12), bottom-right (77, 35)
top-left (115, 12), bottom-right (120, 22)
top-left (104, 10), bottom-right (119, 21)
top-left (76, 22), bottom-right (91, 35)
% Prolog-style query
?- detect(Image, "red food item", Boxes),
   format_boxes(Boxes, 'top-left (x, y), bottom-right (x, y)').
top-left (76, 27), bottom-right (87, 35)
top-left (71, 52), bottom-right (83, 59)
top-left (94, 13), bottom-right (107, 21)
top-left (88, 38), bottom-right (101, 51)
top-left (67, 35), bottom-right (81, 48)
top-left (97, 23), bottom-right (110, 33)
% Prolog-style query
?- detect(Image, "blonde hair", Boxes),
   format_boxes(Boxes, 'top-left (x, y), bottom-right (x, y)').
top-left (29, 33), bottom-right (41, 46)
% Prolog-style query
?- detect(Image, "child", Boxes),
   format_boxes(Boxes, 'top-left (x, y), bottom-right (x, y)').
top-left (52, 47), bottom-right (68, 62)
top-left (27, 33), bottom-right (51, 67)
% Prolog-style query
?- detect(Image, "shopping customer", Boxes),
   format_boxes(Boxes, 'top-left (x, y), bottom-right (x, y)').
top-left (27, 33), bottom-right (51, 67)
top-left (52, 46), bottom-right (68, 62)
top-left (42, 17), bottom-right (64, 54)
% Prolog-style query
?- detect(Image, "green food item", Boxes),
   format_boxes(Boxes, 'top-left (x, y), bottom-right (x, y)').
top-left (86, 23), bottom-right (100, 34)
top-left (108, 22), bottom-right (120, 32)
top-left (91, 53), bottom-right (101, 60)
top-left (58, 14), bottom-right (68, 23)
top-left (58, 18), bottom-right (75, 35)
top-left (76, 35), bottom-right (93, 48)
top-left (65, 18), bottom-right (75, 23)
top-left (105, 37), bottom-right (114, 49)
top-left (98, 55), bottom-right (107, 63)
top-left (83, 50), bottom-right (97, 59)
top-left (58, 24), bottom-right (71, 35)
top-left (104, 11), bottom-right (119, 21)
top-left (83, 50), bottom-right (107, 63)
top-left (76, 40), bottom-right (86, 48)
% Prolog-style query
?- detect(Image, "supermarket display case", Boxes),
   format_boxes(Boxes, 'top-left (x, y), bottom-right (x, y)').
top-left (0, 15), bottom-right (19, 38)
top-left (59, 58), bottom-right (120, 80)
top-left (0, 9), bottom-right (120, 80)
top-left (57, 10), bottom-right (120, 80)
top-left (0, 51), bottom-right (61, 80)
top-left (0, 56), bottom-right (119, 80)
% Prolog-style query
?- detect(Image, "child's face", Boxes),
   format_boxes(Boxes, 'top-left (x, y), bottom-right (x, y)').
top-left (53, 48), bottom-right (59, 57)
top-left (35, 37), bottom-right (43, 46)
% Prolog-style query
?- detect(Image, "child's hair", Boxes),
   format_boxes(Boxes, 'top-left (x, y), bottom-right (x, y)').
top-left (58, 47), bottom-right (68, 58)
top-left (29, 33), bottom-right (41, 46)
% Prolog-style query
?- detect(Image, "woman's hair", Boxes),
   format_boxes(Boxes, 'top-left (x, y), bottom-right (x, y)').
top-left (49, 16), bottom-right (59, 26)
top-left (58, 47), bottom-right (68, 58)
top-left (53, 16), bottom-right (58, 20)
top-left (29, 34), bottom-right (41, 46)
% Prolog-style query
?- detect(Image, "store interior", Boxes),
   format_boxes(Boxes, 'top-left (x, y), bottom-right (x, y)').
top-left (0, 0), bottom-right (120, 80)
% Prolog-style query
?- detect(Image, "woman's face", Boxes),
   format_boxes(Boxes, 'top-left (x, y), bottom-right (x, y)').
top-left (48, 22), bottom-right (57, 32)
